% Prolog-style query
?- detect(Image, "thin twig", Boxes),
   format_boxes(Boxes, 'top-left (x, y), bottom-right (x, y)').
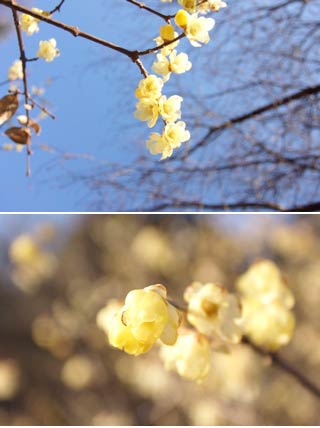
top-left (126, 0), bottom-right (171, 22)
top-left (49, 0), bottom-right (66, 15)
top-left (10, 0), bottom-right (32, 175)
top-left (243, 337), bottom-right (320, 398)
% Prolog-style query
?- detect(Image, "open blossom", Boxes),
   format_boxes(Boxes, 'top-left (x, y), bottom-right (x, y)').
top-left (236, 259), bottom-right (294, 308)
top-left (100, 285), bottom-right (181, 355)
top-left (37, 39), bottom-right (60, 62)
top-left (207, 0), bottom-right (227, 12)
top-left (134, 98), bottom-right (160, 128)
top-left (20, 8), bottom-right (48, 35)
top-left (175, 10), bottom-right (215, 47)
top-left (237, 260), bottom-right (296, 351)
top-left (147, 121), bottom-right (190, 160)
top-left (185, 282), bottom-right (242, 343)
top-left (108, 312), bottom-right (153, 356)
top-left (160, 329), bottom-right (211, 383)
top-left (152, 50), bottom-right (192, 81)
top-left (241, 297), bottom-right (295, 351)
top-left (199, 0), bottom-right (228, 14)
top-left (135, 75), bottom-right (163, 100)
top-left (8, 60), bottom-right (23, 81)
top-left (158, 95), bottom-right (182, 123)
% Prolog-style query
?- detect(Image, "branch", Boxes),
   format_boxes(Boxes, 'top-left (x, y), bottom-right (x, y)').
top-left (188, 84), bottom-right (320, 155)
top-left (49, 0), bottom-right (66, 15)
top-left (126, 0), bottom-right (171, 22)
top-left (0, 1), bottom-right (184, 70)
top-left (243, 337), bottom-right (320, 399)
top-left (145, 200), bottom-right (287, 212)
top-left (10, 0), bottom-right (32, 175)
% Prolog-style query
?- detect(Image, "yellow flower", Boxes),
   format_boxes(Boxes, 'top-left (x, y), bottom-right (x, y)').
top-left (134, 98), bottom-right (160, 128)
top-left (103, 285), bottom-right (181, 355)
top-left (198, 0), bottom-right (227, 14)
top-left (9, 235), bottom-right (40, 265)
top-left (158, 95), bottom-right (182, 123)
top-left (185, 282), bottom-right (242, 343)
top-left (168, 50), bottom-right (192, 74)
top-left (236, 259), bottom-right (294, 309)
top-left (9, 234), bottom-right (57, 294)
top-left (163, 121), bottom-right (190, 149)
top-left (152, 54), bottom-right (171, 81)
top-left (8, 60), bottom-right (23, 81)
top-left (160, 329), bottom-right (211, 383)
top-left (207, 0), bottom-right (227, 12)
top-left (152, 51), bottom-right (192, 81)
top-left (159, 24), bottom-right (175, 41)
top-left (122, 284), bottom-right (180, 345)
top-left (96, 299), bottom-right (123, 335)
top-left (237, 261), bottom-right (295, 351)
top-left (108, 312), bottom-right (153, 356)
top-left (122, 285), bottom-right (169, 343)
top-left (20, 8), bottom-right (49, 36)
top-left (178, 0), bottom-right (197, 13)
top-left (241, 297), bottom-right (295, 351)
top-left (175, 9), bottom-right (190, 28)
top-left (146, 121), bottom-right (190, 160)
top-left (176, 10), bottom-right (215, 47)
top-left (146, 132), bottom-right (168, 158)
top-left (135, 75), bottom-right (163, 100)
top-left (37, 39), bottom-right (60, 62)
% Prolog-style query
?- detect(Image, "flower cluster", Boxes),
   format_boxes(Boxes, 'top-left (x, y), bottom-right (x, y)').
top-left (99, 260), bottom-right (296, 383)
top-left (236, 260), bottom-right (295, 351)
top-left (134, 1), bottom-right (226, 159)
top-left (19, 8), bottom-right (60, 62)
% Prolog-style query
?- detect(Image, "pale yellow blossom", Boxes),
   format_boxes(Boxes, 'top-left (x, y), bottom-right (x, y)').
top-left (37, 39), bottom-right (60, 62)
top-left (160, 329), bottom-right (211, 383)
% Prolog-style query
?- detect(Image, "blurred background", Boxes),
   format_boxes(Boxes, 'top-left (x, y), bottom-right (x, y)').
top-left (0, 214), bottom-right (320, 425)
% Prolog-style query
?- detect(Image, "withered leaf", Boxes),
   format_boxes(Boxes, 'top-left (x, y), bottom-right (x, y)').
top-left (0, 94), bottom-right (19, 126)
top-left (5, 127), bottom-right (31, 145)
top-left (30, 120), bottom-right (41, 135)
top-left (17, 116), bottom-right (41, 135)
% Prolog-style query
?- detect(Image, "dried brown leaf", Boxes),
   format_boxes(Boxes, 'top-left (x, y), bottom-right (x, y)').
top-left (30, 120), bottom-right (41, 135)
top-left (0, 94), bottom-right (19, 126)
top-left (5, 127), bottom-right (31, 145)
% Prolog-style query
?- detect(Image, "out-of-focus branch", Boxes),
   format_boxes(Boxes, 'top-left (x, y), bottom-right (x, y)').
top-left (243, 337), bottom-right (320, 399)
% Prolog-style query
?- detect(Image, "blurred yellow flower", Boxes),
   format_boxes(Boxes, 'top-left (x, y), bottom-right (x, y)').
top-left (237, 261), bottom-right (296, 351)
top-left (9, 234), bottom-right (39, 265)
top-left (8, 60), bottom-right (23, 81)
top-left (160, 329), bottom-right (211, 383)
top-left (241, 297), bottom-right (295, 351)
top-left (61, 355), bottom-right (93, 390)
top-left (185, 282), bottom-right (242, 343)
top-left (20, 8), bottom-right (44, 35)
top-left (236, 259), bottom-right (294, 308)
